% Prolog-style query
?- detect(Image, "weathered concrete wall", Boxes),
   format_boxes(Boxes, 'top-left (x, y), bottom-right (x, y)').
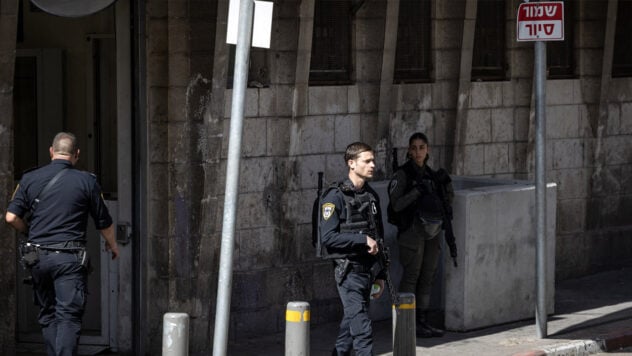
top-left (0, 0), bottom-right (18, 353)
top-left (140, 0), bottom-right (632, 348)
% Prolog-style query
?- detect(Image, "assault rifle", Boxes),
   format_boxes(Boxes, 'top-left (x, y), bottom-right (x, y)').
top-left (431, 168), bottom-right (458, 267)
top-left (362, 203), bottom-right (400, 306)
top-left (312, 172), bottom-right (324, 257)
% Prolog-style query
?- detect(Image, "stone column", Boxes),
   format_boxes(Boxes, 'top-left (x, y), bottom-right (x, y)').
top-left (0, 0), bottom-right (19, 354)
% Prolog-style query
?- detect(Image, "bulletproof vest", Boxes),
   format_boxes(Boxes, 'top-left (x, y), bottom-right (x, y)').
top-left (401, 161), bottom-right (444, 219)
top-left (318, 182), bottom-right (378, 259)
top-left (338, 184), bottom-right (378, 236)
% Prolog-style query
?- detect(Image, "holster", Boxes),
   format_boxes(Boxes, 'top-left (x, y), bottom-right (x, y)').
top-left (334, 258), bottom-right (351, 285)
top-left (18, 242), bottom-right (39, 270)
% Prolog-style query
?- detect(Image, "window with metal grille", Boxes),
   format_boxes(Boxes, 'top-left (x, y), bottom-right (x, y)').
top-left (547, 0), bottom-right (574, 79)
top-left (472, 0), bottom-right (506, 81)
top-left (612, 0), bottom-right (632, 77)
top-left (394, 0), bottom-right (432, 83)
top-left (309, 0), bottom-right (352, 85)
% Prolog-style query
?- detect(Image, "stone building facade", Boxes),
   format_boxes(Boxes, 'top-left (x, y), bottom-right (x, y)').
top-left (0, 0), bottom-right (631, 354)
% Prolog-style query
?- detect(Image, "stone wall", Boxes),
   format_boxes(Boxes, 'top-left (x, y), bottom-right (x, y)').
top-left (0, 0), bottom-right (18, 354)
top-left (141, 0), bottom-right (632, 350)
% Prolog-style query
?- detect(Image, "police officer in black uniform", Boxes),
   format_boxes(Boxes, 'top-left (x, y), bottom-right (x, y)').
top-left (319, 142), bottom-right (386, 356)
top-left (5, 132), bottom-right (119, 356)
top-left (388, 132), bottom-right (453, 338)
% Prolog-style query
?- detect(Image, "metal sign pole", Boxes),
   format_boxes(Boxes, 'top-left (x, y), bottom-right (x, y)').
top-left (534, 38), bottom-right (547, 339)
top-left (212, 0), bottom-right (254, 354)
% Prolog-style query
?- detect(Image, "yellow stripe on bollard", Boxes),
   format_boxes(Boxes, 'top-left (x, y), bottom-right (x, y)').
top-left (303, 310), bottom-right (310, 322)
top-left (286, 310), bottom-right (303, 322)
top-left (393, 302), bottom-right (416, 310)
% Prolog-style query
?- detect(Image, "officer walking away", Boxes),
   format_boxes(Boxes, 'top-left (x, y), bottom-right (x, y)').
top-left (388, 132), bottom-right (453, 338)
top-left (319, 142), bottom-right (386, 356)
top-left (5, 132), bottom-right (119, 356)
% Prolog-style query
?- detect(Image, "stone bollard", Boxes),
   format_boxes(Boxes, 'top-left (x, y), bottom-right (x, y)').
top-left (285, 301), bottom-right (310, 356)
top-left (392, 293), bottom-right (416, 356)
top-left (162, 312), bottom-right (189, 356)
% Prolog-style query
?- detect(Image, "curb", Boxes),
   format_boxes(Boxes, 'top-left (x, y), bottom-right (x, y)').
top-left (512, 328), bottom-right (632, 356)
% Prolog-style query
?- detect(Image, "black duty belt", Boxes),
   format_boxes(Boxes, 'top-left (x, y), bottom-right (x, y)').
top-left (349, 263), bottom-right (372, 273)
top-left (37, 241), bottom-right (85, 251)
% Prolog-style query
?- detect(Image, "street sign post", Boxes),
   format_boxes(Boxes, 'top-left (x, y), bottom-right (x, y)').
top-left (517, 1), bottom-right (564, 42)
top-left (516, 0), bottom-right (566, 340)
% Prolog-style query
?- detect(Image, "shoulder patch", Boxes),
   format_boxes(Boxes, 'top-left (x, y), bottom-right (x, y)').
top-left (321, 203), bottom-right (335, 221)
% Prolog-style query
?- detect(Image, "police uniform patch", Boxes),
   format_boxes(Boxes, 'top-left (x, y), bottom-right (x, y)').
top-left (322, 203), bottom-right (335, 221)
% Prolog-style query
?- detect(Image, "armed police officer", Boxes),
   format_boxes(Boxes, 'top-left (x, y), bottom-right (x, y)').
top-left (388, 132), bottom-right (454, 338)
top-left (318, 142), bottom-right (386, 356)
top-left (5, 132), bottom-right (119, 356)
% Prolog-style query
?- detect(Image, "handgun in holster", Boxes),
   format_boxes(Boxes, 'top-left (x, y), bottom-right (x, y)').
top-left (334, 258), bottom-right (351, 285)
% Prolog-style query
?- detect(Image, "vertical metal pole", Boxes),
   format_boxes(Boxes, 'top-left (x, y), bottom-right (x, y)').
top-left (285, 302), bottom-right (310, 356)
top-left (212, 0), bottom-right (254, 354)
top-left (392, 293), bottom-right (416, 356)
top-left (534, 39), bottom-right (547, 338)
top-left (162, 313), bottom-right (189, 356)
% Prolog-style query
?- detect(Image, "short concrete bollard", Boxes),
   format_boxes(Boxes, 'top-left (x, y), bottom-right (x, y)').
top-left (162, 312), bottom-right (189, 356)
top-left (285, 301), bottom-right (310, 356)
top-left (392, 293), bottom-right (416, 356)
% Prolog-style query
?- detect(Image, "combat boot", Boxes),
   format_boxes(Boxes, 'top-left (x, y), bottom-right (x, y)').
top-left (416, 312), bottom-right (444, 338)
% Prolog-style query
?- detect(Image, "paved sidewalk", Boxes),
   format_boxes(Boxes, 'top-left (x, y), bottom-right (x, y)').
top-left (228, 265), bottom-right (632, 355)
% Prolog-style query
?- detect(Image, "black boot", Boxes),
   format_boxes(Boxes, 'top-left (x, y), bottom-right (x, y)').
top-left (416, 313), bottom-right (444, 338)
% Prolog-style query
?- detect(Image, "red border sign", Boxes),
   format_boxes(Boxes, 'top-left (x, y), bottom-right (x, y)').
top-left (517, 1), bottom-right (564, 41)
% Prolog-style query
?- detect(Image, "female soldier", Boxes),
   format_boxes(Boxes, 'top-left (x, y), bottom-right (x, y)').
top-left (388, 132), bottom-right (453, 338)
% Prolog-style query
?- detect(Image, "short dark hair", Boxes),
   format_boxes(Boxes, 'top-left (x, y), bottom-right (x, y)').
top-left (409, 132), bottom-right (429, 145)
top-left (344, 142), bottom-right (373, 163)
top-left (52, 132), bottom-right (79, 156)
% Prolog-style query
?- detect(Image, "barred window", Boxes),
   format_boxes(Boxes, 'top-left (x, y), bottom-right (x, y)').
top-left (612, 0), bottom-right (632, 77)
top-left (548, 0), bottom-right (574, 79)
top-left (309, 0), bottom-right (352, 85)
top-left (472, 0), bottom-right (506, 81)
top-left (394, 0), bottom-right (432, 83)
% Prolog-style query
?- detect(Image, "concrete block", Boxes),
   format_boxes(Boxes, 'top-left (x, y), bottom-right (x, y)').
top-left (546, 80), bottom-right (576, 105)
top-left (168, 53), bottom-right (191, 87)
top-left (390, 111), bottom-right (434, 147)
top-left (555, 167), bottom-right (590, 200)
top-left (435, 0), bottom-right (465, 19)
top-left (394, 84), bottom-right (432, 111)
top-left (238, 157), bottom-right (272, 192)
top-left (271, 51), bottom-right (297, 85)
top-left (492, 108), bottom-right (514, 142)
top-left (434, 20), bottom-right (463, 49)
top-left (147, 54), bottom-right (169, 87)
top-left (325, 153), bottom-right (348, 182)
top-left (434, 50), bottom-right (460, 80)
top-left (237, 227), bottom-right (276, 270)
top-left (463, 144), bottom-right (485, 175)
top-left (464, 109), bottom-right (491, 144)
top-left (620, 102), bottom-right (632, 134)
top-left (296, 155), bottom-right (326, 191)
top-left (356, 50), bottom-right (382, 82)
top-left (308, 86), bottom-right (348, 115)
top-left (557, 198), bottom-right (586, 233)
top-left (605, 136), bottom-right (631, 165)
top-left (444, 177), bottom-right (556, 330)
top-left (355, 84), bottom-right (380, 113)
top-left (241, 118), bottom-right (267, 157)
top-left (223, 88), bottom-right (259, 118)
top-left (167, 86), bottom-right (187, 121)
top-left (609, 78), bottom-right (632, 101)
top-left (259, 86), bottom-right (293, 117)
top-left (469, 83), bottom-right (502, 108)
top-left (579, 49), bottom-right (602, 77)
top-left (606, 103), bottom-right (621, 136)
top-left (484, 143), bottom-right (510, 174)
top-left (266, 118), bottom-right (291, 156)
top-left (579, 77), bottom-right (600, 104)
top-left (513, 78), bottom-right (533, 106)
top-left (432, 80), bottom-right (458, 109)
top-left (511, 49), bottom-right (535, 78)
top-left (237, 192), bottom-right (271, 229)
top-left (552, 139), bottom-right (584, 169)
top-left (546, 105), bottom-right (579, 138)
top-left (433, 110), bottom-right (456, 146)
top-left (334, 114), bottom-right (362, 152)
top-left (294, 115), bottom-right (335, 155)
top-left (356, 18), bottom-right (385, 50)
top-left (273, 18), bottom-right (299, 51)
top-left (578, 20), bottom-right (605, 48)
